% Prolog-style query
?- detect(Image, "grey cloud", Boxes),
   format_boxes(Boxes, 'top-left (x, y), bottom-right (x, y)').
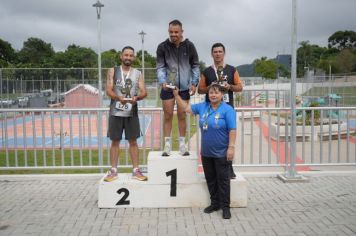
top-left (0, 0), bottom-right (355, 66)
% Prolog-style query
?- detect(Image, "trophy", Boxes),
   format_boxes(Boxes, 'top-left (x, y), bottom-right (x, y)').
top-left (121, 78), bottom-right (133, 101)
top-left (216, 66), bottom-right (228, 87)
top-left (166, 68), bottom-right (177, 90)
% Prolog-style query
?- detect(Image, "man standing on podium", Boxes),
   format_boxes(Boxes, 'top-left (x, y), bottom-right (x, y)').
top-left (104, 46), bottom-right (148, 182)
top-left (156, 19), bottom-right (200, 156)
top-left (198, 43), bottom-right (243, 179)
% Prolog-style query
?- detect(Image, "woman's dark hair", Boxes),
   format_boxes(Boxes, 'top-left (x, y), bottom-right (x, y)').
top-left (208, 83), bottom-right (224, 93)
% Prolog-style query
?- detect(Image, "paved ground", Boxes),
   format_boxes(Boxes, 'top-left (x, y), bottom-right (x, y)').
top-left (0, 173), bottom-right (356, 236)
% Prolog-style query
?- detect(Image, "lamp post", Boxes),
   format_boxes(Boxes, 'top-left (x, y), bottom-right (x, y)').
top-left (93, 0), bottom-right (104, 172)
top-left (93, 0), bottom-right (104, 107)
top-left (278, 0), bottom-right (307, 182)
top-left (138, 31), bottom-right (146, 80)
top-left (138, 30), bottom-right (146, 107)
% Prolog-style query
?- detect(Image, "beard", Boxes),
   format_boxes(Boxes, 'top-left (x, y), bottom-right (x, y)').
top-left (122, 59), bottom-right (132, 66)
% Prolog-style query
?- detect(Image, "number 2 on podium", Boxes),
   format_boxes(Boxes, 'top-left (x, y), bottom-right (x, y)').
top-left (115, 168), bottom-right (178, 205)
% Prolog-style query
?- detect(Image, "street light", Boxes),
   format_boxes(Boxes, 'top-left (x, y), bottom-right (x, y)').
top-left (138, 30), bottom-right (146, 106)
top-left (93, 0), bottom-right (104, 107)
top-left (138, 31), bottom-right (146, 80)
top-left (93, 0), bottom-right (104, 173)
top-left (278, 0), bottom-right (307, 182)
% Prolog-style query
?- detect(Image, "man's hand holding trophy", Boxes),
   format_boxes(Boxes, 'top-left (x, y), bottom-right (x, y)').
top-left (165, 68), bottom-right (177, 90)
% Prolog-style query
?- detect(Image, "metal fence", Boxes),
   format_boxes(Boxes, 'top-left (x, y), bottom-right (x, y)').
top-left (1, 107), bottom-right (355, 172)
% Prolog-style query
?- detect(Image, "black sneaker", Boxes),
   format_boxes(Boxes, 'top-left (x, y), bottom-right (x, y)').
top-left (222, 208), bottom-right (231, 219)
top-left (203, 205), bottom-right (220, 214)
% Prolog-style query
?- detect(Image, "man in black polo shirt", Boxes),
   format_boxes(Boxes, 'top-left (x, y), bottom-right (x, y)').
top-left (198, 43), bottom-right (243, 179)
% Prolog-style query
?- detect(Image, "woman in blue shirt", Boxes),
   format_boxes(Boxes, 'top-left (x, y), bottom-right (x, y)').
top-left (173, 83), bottom-right (236, 219)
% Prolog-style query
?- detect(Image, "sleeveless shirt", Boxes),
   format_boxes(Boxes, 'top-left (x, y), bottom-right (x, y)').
top-left (109, 66), bottom-right (141, 117)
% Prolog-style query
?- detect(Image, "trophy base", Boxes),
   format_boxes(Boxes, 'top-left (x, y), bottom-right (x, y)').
top-left (166, 84), bottom-right (177, 90)
top-left (123, 98), bottom-right (133, 101)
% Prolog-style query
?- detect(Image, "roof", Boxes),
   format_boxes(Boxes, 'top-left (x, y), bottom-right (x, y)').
top-left (63, 84), bottom-right (99, 95)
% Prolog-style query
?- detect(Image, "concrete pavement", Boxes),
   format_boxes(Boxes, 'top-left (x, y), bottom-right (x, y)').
top-left (0, 173), bottom-right (356, 236)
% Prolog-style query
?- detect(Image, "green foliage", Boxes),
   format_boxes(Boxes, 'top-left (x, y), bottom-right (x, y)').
top-left (297, 40), bottom-right (327, 76)
top-left (17, 37), bottom-right (55, 67)
top-left (254, 57), bottom-right (279, 79)
top-left (199, 60), bottom-right (206, 72)
top-left (136, 50), bottom-right (156, 68)
top-left (0, 38), bottom-right (17, 67)
top-left (334, 49), bottom-right (356, 73)
top-left (297, 32), bottom-right (356, 76)
top-left (59, 44), bottom-right (97, 68)
top-left (101, 49), bottom-right (119, 68)
top-left (1, 30), bottom-right (355, 78)
top-left (328, 30), bottom-right (356, 50)
top-left (304, 102), bottom-right (320, 125)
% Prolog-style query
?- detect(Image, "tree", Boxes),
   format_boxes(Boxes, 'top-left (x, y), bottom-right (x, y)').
top-left (17, 37), bottom-right (55, 67)
top-left (254, 57), bottom-right (279, 79)
top-left (0, 38), bottom-right (17, 67)
top-left (334, 49), bottom-right (356, 73)
top-left (297, 41), bottom-right (327, 77)
top-left (102, 49), bottom-right (119, 68)
top-left (328, 30), bottom-right (356, 51)
top-left (199, 60), bottom-right (206, 72)
top-left (136, 50), bottom-right (156, 68)
top-left (53, 44), bottom-right (97, 68)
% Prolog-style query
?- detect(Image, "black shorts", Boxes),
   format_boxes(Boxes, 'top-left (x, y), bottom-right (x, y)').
top-left (160, 89), bottom-right (190, 101)
top-left (107, 115), bottom-right (141, 141)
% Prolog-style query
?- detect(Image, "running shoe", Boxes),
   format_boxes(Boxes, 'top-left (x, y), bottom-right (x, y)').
top-left (179, 143), bottom-right (190, 156)
top-left (132, 168), bottom-right (148, 181)
top-left (104, 169), bottom-right (118, 182)
top-left (162, 142), bottom-right (171, 156)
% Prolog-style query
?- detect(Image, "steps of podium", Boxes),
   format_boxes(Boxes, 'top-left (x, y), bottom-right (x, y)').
top-left (98, 173), bottom-right (247, 208)
top-left (98, 151), bottom-right (248, 208)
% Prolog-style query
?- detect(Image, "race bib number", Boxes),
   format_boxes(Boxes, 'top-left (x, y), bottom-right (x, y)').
top-left (223, 94), bottom-right (229, 102)
top-left (115, 101), bottom-right (132, 111)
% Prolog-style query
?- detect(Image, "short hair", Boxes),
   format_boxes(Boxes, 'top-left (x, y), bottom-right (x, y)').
top-left (211, 43), bottom-right (225, 53)
top-left (121, 46), bottom-right (135, 53)
top-left (208, 83), bottom-right (224, 93)
top-left (169, 19), bottom-right (182, 27)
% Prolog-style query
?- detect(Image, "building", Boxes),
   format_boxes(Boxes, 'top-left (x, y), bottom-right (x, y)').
top-left (63, 84), bottom-right (99, 108)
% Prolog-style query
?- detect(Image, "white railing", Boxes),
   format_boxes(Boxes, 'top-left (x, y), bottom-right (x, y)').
top-left (1, 107), bottom-right (355, 172)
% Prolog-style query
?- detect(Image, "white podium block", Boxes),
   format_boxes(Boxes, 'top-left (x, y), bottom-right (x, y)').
top-left (147, 151), bottom-right (198, 184)
top-left (98, 151), bottom-right (247, 208)
top-left (98, 174), bottom-right (247, 208)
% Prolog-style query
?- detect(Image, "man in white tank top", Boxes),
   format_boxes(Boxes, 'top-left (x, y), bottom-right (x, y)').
top-left (105, 46), bottom-right (147, 182)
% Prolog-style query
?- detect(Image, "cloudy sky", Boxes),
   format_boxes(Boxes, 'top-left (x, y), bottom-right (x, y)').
top-left (1, 0), bottom-right (355, 66)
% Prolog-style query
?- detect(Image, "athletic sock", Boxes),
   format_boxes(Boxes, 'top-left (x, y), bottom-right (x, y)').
top-left (178, 136), bottom-right (185, 146)
top-left (164, 137), bottom-right (171, 145)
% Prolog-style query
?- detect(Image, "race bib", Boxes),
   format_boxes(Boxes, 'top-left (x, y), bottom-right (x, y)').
top-left (115, 101), bottom-right (132, 111)
top-left (223, 94), bottom-right (229, 102)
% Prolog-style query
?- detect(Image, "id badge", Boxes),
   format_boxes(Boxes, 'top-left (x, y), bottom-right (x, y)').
top-left (115, 101), bottom-right (132, 111)
top-left (203, 123), bottom-right (208, 131)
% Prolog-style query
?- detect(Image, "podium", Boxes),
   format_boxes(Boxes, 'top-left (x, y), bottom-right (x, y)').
top-left (98, 151), bottom-right (247, 208)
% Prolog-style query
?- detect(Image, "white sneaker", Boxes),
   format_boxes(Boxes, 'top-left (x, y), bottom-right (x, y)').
top-left (162, 142), bottom-right (171, 156)
top-left (179, 143), bottom-right (190, 156)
